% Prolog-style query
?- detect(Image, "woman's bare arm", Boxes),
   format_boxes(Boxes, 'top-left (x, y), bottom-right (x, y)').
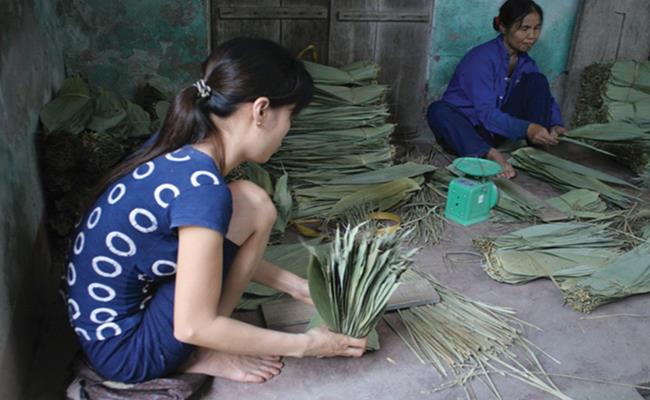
top-left (173, 226), bottom-right (365, 358)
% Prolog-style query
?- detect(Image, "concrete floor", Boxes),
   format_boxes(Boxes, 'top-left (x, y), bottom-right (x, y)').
top-left (30, 143), bottom-right (650, 399)
top-left (201, 145), bottom-right (650, 400)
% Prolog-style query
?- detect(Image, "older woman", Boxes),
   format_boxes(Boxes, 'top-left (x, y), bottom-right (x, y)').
top-left (427, 0), bottom-right (565, 178)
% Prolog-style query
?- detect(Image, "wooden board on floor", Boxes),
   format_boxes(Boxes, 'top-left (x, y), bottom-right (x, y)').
top-left (261, 279), bottom-right (440, 329)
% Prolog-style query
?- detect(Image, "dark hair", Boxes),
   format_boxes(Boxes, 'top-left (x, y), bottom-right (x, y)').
top-left (492, 0), bottom-right (544, 32)
top-left (94, 38), bottom-right (313, 198)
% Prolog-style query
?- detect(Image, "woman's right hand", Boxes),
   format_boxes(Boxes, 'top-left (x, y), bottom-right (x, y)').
top-left (526, 123), bottom-right (559, 146)
top-left (303, 325), bottom-right (367, 358)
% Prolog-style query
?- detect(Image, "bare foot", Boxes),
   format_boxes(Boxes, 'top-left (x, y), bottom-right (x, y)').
top-left (486, 148), bottom-right (516, 179)
top-left (182, 348), bottom-right (284, 383)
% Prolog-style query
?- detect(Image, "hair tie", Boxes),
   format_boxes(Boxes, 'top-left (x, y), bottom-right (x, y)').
top-left (193, 79), bottom-right (212, 98)
top-left (494, 16), bottom-right (501, 26)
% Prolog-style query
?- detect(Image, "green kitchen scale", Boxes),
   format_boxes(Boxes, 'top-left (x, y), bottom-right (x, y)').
top-left (445, 157), bottom-right (502, 226)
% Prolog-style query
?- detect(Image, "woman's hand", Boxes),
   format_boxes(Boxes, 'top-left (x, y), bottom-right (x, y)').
top-left (526, 123), bottom-right (559, 146)
top-left (550, 125), bottom-right (566, 137)
top-left (303, 326), bottom-right (367, 358)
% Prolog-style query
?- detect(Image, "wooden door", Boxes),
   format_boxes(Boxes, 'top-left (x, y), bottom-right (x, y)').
top-left (211, 0), bottom-right (434, 137)
top-left (211, 0), bottom-right (330, 63)
top-left (329, 0), bottom-right (433, 136)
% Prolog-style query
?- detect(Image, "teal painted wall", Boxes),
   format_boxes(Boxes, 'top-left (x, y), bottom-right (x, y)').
top-left (0, 0), bottom-right (65, 397)
top-left (57, 0), bottom-right (209, 97)
top-left (428, 0), bottom-right (580, 102)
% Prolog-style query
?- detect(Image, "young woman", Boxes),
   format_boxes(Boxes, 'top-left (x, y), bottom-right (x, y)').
top-left (64, 38), bottom-right (367, 385)
top-left (427, 0), bottom-right (565, 179)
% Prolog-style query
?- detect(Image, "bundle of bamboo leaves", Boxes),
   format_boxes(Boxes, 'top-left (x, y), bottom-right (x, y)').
top-left (510, 147), bottom-right (637, 207)
top-left (391, 271), bottom-right (570, 399)
top-left (572, 60), bottom-right (650, 184)
top-left (474, 223), bottom-right (623, 284)
top-left (565, 122), bottom-right (650, 187)
top-left (545, 189), bottom-right (611, 220)
top-left (475, 222), bottom-right (650, 312)
top-left (265, 61), bottom-right (393, 188)
top-left (244, 60), bottom-right (445, 241)
top-left (292, 164), bottom-right (435, 220)
top-left (557, 242), bottom-right (650, 313)
top-left (574, 60), bottom-right (650, 128)
top-left (307, 223), bottom-right (416, 339)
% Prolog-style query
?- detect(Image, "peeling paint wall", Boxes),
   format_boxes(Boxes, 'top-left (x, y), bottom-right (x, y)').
top-left (57, 0), bottom-right (209, 98)
top-left (0, 0), bottom-right (65, 398)
top-left (428, 0), bottom-right (579, 105)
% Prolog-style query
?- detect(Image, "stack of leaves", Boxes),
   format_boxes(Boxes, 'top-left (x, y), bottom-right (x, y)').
top-left (475, 222), bottom-right (650, 312)
top-left (38, 76), bottom-right (160, 272)
top-left (303, 60), bottom-right (380, 86)
top-left (565, 122), bottom-right (650, 187)
top-left (237, 60), bottom-right (445, 242)
top-left (390, 271), bottom-right (570, 399)
top-left (474, 223), bottom-right (623, 285)
top-left (266, 61), bottom-right (393, 188)
top-left (574, 61), bottom-right (650, 128)
top-left (557, 242), bottom-right (650, 313)
top-left (573, 61), bottom-right (650, 184)
top-left (604, 61), bottom-right (650, 128)
top-left (545, 189), bottom-right (613, 220)
top-left (510, 147), bottom-right (638, 207)
top-left (306, 223), bottom-right (416, 339)
top-left (292, 163), bottom-right (435, 220)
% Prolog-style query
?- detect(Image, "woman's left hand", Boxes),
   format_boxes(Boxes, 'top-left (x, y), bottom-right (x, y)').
top-left (550, 126), bottom-right (566, 137)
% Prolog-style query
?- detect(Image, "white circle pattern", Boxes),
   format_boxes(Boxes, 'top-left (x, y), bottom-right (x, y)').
top-left (154, 183), bottom-right (180, 208)
top-left (107, 183), bottom-right (126, 204)
top-left (68, 298), bottom-right (81, 320)
top-left (90, 307), bottom-right (118, 324)
top-left (106, 231), bottom-right (137, 257)
top-left (75, 327), bottom-right (91, 341)
top-left (73, 232), bottom-right (85, 255)
top-left (88, 283), bottom-right (116, 302)
top-left (152, 260), bottom-right (177, 276)
top-left (191, 170), bottom-right (220, 187)
top-left (92, 256), bottom-right (122, 278)
top-left (96, 322), bottom-right (122, 340)
top-left (165, 151), bottom-right (191, 162)
top-left (67, 262), bottom-right (76, 286)
top-left (129, 208), bottom-right (158, 233)
top-left (87, 207), bottom-right (102, 229)
top-left (133, 161), bottom-right (155, 180)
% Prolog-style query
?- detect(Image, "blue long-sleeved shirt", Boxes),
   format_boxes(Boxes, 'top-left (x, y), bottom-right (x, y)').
top-left (442, 35), bottom-right (563, 140)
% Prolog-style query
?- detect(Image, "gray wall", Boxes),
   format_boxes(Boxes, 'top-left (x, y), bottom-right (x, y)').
top-left (0, 0), bottom-right (65, 397)
top-left (57, 0), bottom-right (209, 98)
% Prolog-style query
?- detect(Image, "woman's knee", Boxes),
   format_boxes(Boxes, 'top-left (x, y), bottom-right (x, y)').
top-left (426, 101), bottom-right (451, 126)
top-left (228, 180), bottom-right (277, 230)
